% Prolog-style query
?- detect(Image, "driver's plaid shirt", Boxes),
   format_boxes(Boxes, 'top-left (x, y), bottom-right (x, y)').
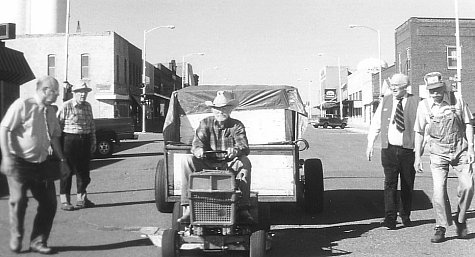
top-left (191, 116), bottom-right (250, 157)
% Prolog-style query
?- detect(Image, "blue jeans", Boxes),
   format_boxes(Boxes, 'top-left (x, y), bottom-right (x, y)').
top-left (429, 146), bottom-right (474, 227)
top-left (381, 144), bottom-right (416, 221)
top-left (5, 158), bottom-right (57, 245)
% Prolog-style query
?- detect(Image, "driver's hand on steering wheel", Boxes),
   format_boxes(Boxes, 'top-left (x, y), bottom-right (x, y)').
top-left (194, 148), bottom-right (204, 159)
top-left (226, 147), bottom-right (238, 160)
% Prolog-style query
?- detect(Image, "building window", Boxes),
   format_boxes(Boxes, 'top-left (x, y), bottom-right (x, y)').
top-left (47, 54), bottom-right (55, 77)
top-left (398, 52), bottom-right (402, 73)
top-left (406, 48), bottom-right (411, 71)
top-left (124, 59), bottom-right (128, 84)
top-left (116, 55), bottom-right (120, 82)
top-left (81, 54), bottom-right (89, 79)
top-left (447, 46), bottom-right (458, 69)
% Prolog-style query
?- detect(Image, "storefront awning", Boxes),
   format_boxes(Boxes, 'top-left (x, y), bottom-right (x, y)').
top-left (0, 47), bottom-right (35, 85)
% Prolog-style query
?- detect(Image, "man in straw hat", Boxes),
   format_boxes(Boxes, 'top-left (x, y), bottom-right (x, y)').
top-left (367, 73), bottom-right (420, 230)
top-left (414, 72), bottom-right (474, 243)
top-left (58, 81), bottom-right (96, 211)
top-left (177, 90), bottom-right (254, 223)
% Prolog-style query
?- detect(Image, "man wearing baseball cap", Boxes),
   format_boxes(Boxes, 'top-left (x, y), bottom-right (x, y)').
top-left (58, 81), bottom-right (97, 211)
top-left (414, 72), bottom-right (474, 243)
top-left (177, 90), bottom-right (254, 223)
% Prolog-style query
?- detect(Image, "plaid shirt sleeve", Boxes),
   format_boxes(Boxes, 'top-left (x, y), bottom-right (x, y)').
top-left (191, 117), bottom-right (250, 157)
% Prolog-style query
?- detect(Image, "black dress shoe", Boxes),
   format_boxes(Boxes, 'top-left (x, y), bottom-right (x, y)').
top-left (30, 243), bottom-right (54, 254)
top-left (401, 217), bottom-right (412, 227)
top-left (380, 219), bottom-right (396, 230)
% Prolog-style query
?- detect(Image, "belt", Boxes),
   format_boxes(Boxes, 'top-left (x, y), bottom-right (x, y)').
top-left (63, 132), bottom-right (91, 139)
top-left (388, 143), bottom-right (403, 148)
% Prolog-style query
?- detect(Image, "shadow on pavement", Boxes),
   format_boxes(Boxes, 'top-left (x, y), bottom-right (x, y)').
top-left (53, 238), bottom-right (152, 252)
top-left (90, 158), bottom-right (124, 170)
top-left (112, 152), bottom-right (163, 158)
top-left (267, 189), bottom-right (434, 256)
top-left (91, 199), bottom-right (155, 208)
top-left (115, 140), bottom-right (159, 152)
top-left (271, 189), bottom-right (432, 226)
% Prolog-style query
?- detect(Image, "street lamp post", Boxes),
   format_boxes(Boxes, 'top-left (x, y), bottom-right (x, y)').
top-left (349, 24), bottom-right (382, 97)
top-left (182, 53), bottom-right (205, 89)
top-left (317, 53), bottom-right (343, 118)
top-left (454, 0), bottom-right (462, 96)
top-left (141, 25), bottom-right (175, 133)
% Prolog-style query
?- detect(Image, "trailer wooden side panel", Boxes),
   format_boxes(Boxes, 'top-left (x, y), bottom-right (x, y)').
top-left (166, 144), bottom-right (297, 202)
top-left (179, 109), bottom-right (294, 145)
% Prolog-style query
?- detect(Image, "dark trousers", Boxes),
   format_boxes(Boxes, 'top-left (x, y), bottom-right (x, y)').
top-left (381, 144), bottom-right (416, 221)
top-left (60, 133), bottom-right (92, 195)
top-left (6, 158), bottom-right (57, 245)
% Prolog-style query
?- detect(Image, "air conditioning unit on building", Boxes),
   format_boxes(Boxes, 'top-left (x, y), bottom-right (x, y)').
top-left (0, 23), bottom-right (16, 40)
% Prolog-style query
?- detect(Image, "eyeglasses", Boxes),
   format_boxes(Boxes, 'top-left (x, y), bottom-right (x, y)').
top-left (389, 84), bottom-right (407, 89)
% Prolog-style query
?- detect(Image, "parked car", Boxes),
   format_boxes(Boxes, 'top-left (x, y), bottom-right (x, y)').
top-left (310, 114), bottom-right (347, 129)
top-left (94, 117), bottom-right (137, 158)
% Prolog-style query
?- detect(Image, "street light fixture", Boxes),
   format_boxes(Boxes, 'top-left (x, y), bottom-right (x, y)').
top-left (317, 53), bottom-right (343, 118)
top-left (349, 24), bottom-right (382, 98)
top-left (182, 52), bottom-right (205, 89)
top-left (141, 25), bottom-right (175, 133)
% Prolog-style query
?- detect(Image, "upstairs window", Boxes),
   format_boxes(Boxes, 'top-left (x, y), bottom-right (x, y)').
top-left (406, 48), bottom-right (411, 71)
top-left (81, 54), bottom-right (89, 79)
top-left (47, 54), bottom-right (55, 77)
top-left (447, 46), bottom-right (458, 69)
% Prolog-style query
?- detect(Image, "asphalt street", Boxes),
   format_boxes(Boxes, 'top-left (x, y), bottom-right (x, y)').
top-left (0, 126), bottom-right (475, 256)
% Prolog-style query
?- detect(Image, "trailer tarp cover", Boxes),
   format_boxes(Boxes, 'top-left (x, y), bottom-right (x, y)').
top-left (173, 85), bottom-right (307, 115)
top-left (163, 85), bottom-right (308, 143)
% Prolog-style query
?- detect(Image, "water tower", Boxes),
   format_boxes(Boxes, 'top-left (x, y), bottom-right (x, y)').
top-left (0, 0), bottom-right (67, 35)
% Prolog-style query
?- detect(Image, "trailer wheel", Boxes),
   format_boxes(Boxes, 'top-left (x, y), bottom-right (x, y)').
top-left (323, 123), bottom-right (329, 128)
top-left (250, 230), bottom-right (266, 257)
top-left (341, 123), bottom-right (346, 129)
top-left (304, 158), bottom-right (324, 214)
top-left (161, 229), bottom-right (177, 257)
top-left (172, 202), bottom-right (187, 231)
top-left (155, 159), bottom-right (173, 213)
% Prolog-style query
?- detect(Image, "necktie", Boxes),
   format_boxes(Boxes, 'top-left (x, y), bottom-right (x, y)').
top-left (393, 98), bottom-right (405, 132)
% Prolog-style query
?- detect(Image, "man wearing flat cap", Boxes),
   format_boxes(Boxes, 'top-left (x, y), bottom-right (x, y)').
top-left (177, 90), bottom-right (253, 223)
top-left (57, 81), bottom-right (97, 211)
top-left (367, 73), bottom-right (420, 230)
top-left (414, 72), bottom-right (474, 243)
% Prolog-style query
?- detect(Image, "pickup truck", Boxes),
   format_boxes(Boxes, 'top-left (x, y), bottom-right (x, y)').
top-left (310, 115), bottom-right (348, 129)
top-left (94, 117), bottom-right (137, 158)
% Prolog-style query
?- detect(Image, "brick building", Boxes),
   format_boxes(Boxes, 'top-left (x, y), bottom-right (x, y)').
top-left (395, 17), bottom-right (475, 110)
top-left (5, 32), bottom-right (183, 131)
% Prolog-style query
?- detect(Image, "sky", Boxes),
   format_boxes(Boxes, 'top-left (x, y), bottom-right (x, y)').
top-left (65, 0), bottom-right (475, 102)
